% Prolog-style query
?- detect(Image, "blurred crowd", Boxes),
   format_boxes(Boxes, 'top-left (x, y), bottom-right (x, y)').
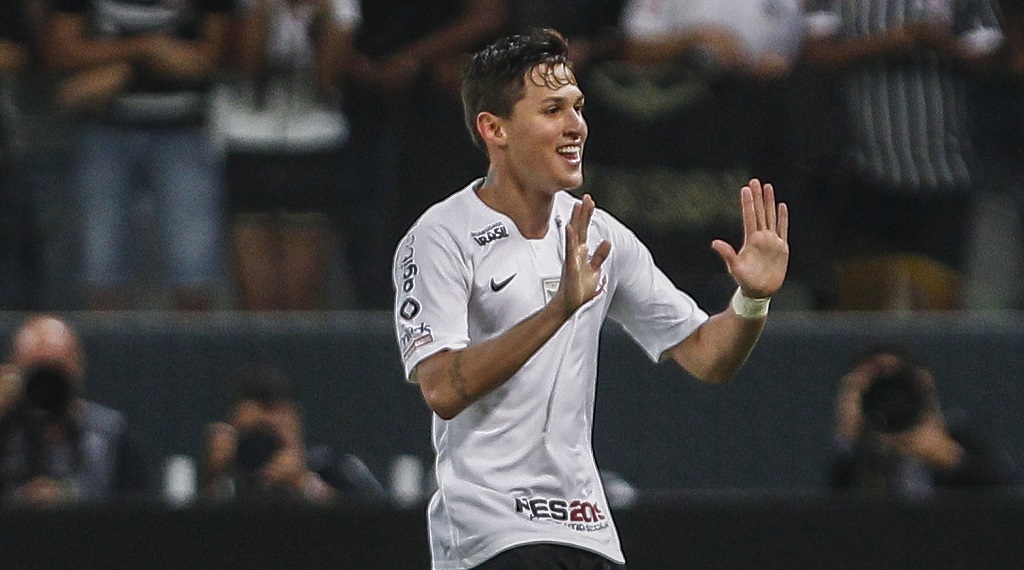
top-left (2, 312), bottom-right (1016, 509)
top-left (1, 0), bottom-right (1023, 313)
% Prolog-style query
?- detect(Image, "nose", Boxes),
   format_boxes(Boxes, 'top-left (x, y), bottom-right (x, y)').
top-left (565, 109), bottom-right (586, 140)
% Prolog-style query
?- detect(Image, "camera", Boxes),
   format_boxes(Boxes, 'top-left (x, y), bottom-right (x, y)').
top-left (235, 426), bottom-right (284, 472)
top-left (22, 364), bottom-right (76, 418)
top-left (860, 365), bottom-right (930, 434)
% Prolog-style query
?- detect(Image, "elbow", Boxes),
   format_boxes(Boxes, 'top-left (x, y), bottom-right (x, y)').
top-left (696, 368), bottom-right (735, 385)
top-left (419, 382), bottom-right (464, 420)
top-left (671, 352), bottom-right (738, 385)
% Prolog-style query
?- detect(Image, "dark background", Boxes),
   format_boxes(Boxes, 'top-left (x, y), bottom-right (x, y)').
top-left (0, 311), bottom-right (1019, 492)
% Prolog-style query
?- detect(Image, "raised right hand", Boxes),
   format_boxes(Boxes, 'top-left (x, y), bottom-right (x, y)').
top-left (555, 194), bottom-right (611, 318)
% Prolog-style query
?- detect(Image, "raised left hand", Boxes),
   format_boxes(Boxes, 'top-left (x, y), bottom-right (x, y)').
top-left (711, 178), bottom-right (789, 299)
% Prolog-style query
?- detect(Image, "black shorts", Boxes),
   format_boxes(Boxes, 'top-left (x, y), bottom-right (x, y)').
top-left (475, 544), bottom-right (625, 570)
top-left (830, 178), bottom-right (973, 271)
top-left (226, 149), bottom-right (345, 216)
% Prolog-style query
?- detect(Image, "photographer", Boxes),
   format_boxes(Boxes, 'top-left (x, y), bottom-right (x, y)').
top-left (0, 315), bottom-right (148, 506)
top-left (830, 345), bottom-right (1014, 495)
top-left (201, 365), bottom-right (383, 503)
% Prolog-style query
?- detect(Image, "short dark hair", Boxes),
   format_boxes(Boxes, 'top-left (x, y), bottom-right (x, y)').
top-left (461, 28), bottom-right (574, 150)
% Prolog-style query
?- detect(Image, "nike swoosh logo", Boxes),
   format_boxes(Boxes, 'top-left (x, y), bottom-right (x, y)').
top-left (490, 274), bottom-right (516, 292)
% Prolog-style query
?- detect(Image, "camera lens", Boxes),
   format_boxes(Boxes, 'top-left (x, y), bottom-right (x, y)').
top-left (860, 366), bottom-right (928, 434)
top-left (23, 365), bottom-right (74, 416)
top-left (235, 427), bottom-right (283, 471)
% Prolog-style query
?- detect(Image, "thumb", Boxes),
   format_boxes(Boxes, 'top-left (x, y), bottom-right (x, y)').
top-left (710, 239), bottom-right (737, 269)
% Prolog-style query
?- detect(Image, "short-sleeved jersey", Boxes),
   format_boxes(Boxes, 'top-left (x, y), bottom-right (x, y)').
top-left (393, 179), bottom-right (709, 569)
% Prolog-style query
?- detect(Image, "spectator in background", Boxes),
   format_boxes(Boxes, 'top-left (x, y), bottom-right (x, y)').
top-left (0, 315), bottom-right (149, 506)
top-left (2, 0), bottom-right (82, 312)
top-left (201, 365), bottom-right (384, 503)
top-left (802, 0), bottom-right (1004, 310)
top-left (830, 345), bottom-right (1014, 495)
top-left (341, 0), bottom-right (506, 309)
top-left (45, 0), bottom-right (232, 311)
top-left (996, 0), bottom-right (1024, 73)
top-left (620, 0), bottom-right (806, 78)
top-left (504, 0), bottom-right (624, 70)
top-left (580, 0), bottom-right (807, 309)
top-left (212, 0), bottom-right (360, 310)
top-left (0, 0), bottom-right (36, 311)
top-left (962, 0), bottom-right (1024, 310)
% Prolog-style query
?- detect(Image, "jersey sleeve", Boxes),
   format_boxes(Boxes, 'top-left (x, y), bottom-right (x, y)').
top-left (393, 222), bottom-right (472, 381)
top-left (603, 212), bottom-right (710, 363)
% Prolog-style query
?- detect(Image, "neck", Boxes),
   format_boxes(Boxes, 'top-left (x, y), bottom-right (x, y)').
top-left (476, 168), bottom-right (556, 239)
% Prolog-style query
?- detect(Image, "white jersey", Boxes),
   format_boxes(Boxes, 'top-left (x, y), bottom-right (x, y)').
top-left (392, 179), bottom-right (709, 569)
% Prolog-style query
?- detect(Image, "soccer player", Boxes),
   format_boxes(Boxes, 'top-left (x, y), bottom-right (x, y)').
top-left (392, 28), bottom-right (789, 569)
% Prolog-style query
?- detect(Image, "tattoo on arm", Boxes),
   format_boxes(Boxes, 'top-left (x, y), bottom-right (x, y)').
top-left (449, 352), bottom-right (471, 404)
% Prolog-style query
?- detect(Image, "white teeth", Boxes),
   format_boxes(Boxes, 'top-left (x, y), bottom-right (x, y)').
top-left (557, 145), bottom-right (580, 154)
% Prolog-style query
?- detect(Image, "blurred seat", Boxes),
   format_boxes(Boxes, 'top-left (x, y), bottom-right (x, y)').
top-left (836, 254), bottom-right (962, 310)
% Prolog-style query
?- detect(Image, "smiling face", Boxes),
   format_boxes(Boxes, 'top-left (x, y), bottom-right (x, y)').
top-left (499, 63), bottom-right (587, 195)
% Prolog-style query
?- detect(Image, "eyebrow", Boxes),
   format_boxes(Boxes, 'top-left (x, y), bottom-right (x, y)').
top-left (540, 93), bottom-right (585, 105)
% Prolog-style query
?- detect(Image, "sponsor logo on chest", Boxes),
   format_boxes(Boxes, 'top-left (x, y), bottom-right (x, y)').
top-left (470, 222), bottom-right (510, 246)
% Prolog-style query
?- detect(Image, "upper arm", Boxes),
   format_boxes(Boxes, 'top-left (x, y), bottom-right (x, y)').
top-left (393, 224), bottom-right (471, 383)
top-left (604, 213), bottom-right (709, 364)
top-left (46, 11), bottom-right (87, 64)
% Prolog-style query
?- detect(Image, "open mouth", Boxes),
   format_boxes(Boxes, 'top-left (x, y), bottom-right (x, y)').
top-left (557, 144), bottom-right (582, 164)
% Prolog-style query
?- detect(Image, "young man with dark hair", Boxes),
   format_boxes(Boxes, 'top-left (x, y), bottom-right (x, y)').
top-left (392, 28), bottom-right (790, 569)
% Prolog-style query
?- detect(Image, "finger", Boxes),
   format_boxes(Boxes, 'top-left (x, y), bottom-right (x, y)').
top-left (763, 183), bottom-right (776, 231)
top-left (590, 240), bottom-right (611, 270)
top-left (568, 200), bottom-right (583, 236)
top-left (749, 178), bottom-right (766, 231)
top-left (739, 185), bottom-right (755, 241)
top-left (578, 194), bottom-right (595, 245)
top-left (565, 217), bottom-right (578, 263)
top-left (777, 202), bottom-right (789, 242)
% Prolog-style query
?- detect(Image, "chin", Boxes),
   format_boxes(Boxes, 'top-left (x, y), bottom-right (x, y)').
top-left (559, 172), bottom-right (584, 191)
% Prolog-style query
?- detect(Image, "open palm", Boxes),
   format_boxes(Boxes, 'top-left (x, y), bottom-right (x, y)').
top-left (711, 179), bottom-right (789, 299)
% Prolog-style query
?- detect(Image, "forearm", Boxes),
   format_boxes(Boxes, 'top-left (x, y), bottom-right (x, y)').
top-left (235, 13), bottom-right (271, 76)
top-left (47, 15), bottom-right (149, 71)
top-left (623, 32), bottom-right (714, 66)
top-left (0, 40), bottom-right (28, 72)
top-left (802, 31), bottom-right (913, 69)
top-left (415, 301), bottom-right (571, 420)
top-left (149, 17), bottom-right (230, 81)
top-left (668, 309), bottom-right (765, 385)
top-left (314, 23), bottom-right (352, 93)
top-left (395, 0), bottom-right (505, 65)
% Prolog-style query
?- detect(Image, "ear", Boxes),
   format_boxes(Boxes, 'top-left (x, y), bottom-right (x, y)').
top-left (476, 111), bottom-right (507, 148)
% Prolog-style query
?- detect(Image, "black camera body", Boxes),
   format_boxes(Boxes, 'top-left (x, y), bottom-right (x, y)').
top-left (235, 426), bottom-right (284, 472)
top-left (860, 365), bottom-right (930, 434)
top-left (22, 365), bottom-right (77, 419)
top-left (232, 426), bottom-right (286, 499)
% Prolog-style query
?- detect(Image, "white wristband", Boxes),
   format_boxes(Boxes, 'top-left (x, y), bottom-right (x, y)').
top-left (731, 287), bottom-right (770, 319)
